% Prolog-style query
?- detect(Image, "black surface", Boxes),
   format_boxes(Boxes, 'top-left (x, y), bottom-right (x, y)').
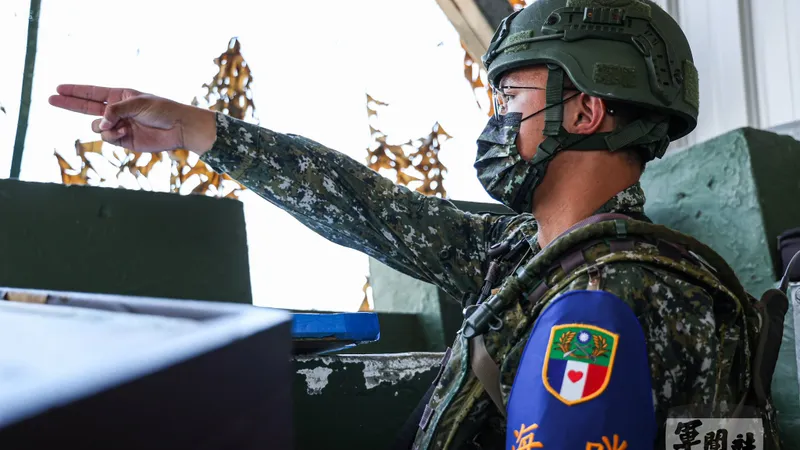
top-left (0, 291), bottom-right (292, 449)
top-left (779, 228), bottom-right (800, 282)
top-left (293, 356), bottom-right (439, 450)
top-left (0, 179), bottom-right (251, 303)
top-left (340, 312), bottom-right (431, 354)
top-left (0, 324), bottom-right (292, 449)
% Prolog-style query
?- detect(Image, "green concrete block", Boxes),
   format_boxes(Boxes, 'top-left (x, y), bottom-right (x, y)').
top-left (369, 258), bottom-right (448, 351)
top-left (0, 179), bottom-right (251, 303)
top-left (641, 127), bottom-right (800, 444)
top-left (293, 353), bottom-right (442, 449)
top-left (642, 127), bottom-right (800, 295)
top-left (341, 312), bottom-right (432, 354)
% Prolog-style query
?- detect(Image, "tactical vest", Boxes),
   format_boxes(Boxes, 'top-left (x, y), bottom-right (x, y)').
top-left (410, 214), bottom-right (786, 450)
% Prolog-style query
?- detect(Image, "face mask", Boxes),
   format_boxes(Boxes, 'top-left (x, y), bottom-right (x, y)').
top-left (473, 90), bottom-right (590, 214)
top-left (474, 68), bottom-right (671, 215)
top-left (474, 113), bottom-right (544, 214)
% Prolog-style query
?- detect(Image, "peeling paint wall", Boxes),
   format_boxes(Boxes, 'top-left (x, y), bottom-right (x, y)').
top-left (295, 353), bottom-right (442, 393)
top-left (293, 353), bottom-right (442, 450)
top-left (296, 367), bottom-right (333, 395)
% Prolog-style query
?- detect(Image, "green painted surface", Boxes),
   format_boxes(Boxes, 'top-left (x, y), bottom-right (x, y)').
top-left (293, 353), bottom-right (441, 449)
top-left (642, 128), bottom-right (776, 296)
top-left (369, 258), bottom-right (450, 352)
top-left (0, 179), bottom-right (252, 303)
top-left (642, 127), bottom-right (800, 445)
top-left (745, 129), bottom-right (800, 278)
top-left (341, 312), bottom-right (432, 354)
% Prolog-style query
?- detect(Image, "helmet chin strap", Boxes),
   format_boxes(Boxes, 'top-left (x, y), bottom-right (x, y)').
top-left (512, 65), bottom-right (672, 213)
top-left (535, 66), bottom-right (672, 165)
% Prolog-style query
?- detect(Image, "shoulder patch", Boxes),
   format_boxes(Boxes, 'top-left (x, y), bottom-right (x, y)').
top-left (506, 290), bottom-right (655, 450)
top-left (543, 322), bottom-right (618, 405)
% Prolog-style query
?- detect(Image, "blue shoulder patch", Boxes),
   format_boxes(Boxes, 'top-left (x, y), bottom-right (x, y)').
top-left (506, 290), bottom-right (655, 450)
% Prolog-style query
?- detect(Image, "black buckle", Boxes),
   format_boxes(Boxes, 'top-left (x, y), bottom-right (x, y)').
top-left (482, 9), bottom-right (522, 68)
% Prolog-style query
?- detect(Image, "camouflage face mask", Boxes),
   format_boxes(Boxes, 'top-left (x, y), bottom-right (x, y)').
top-left (474, 112), bottom-right (545, 214)
top-left (474, 88), bottom-right (595, 214)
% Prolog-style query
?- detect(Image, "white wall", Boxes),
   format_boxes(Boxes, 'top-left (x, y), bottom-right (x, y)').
top-left (751, 0), bottom-right (800, 129)
top-left (655, 0), bottom-right (798, 150)
top-left (8, 0), bottom-right (492, 313)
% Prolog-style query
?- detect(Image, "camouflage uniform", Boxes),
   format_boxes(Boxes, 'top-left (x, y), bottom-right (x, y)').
top-left (201, 113), bottom-right (754, 449)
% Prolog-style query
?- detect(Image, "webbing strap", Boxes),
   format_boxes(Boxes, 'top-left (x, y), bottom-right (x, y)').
top-left (752, 290), bottom-right (788, 407)
top-left (527, 280), bottom-right (549, 304)
top-left (551, 213), bottom-right (631, 240)
top-left (610, 239), bottom-right (636, 253)
top-left (470, 335), bottom-right (506, 417)
top-left (543, 67), bottom-right (564, 137)
top-left (779, 250), bottom-right (800, 292)
top-left (470, 213), bottom-right (632, 415)
top-left (560, 249), bottom-right (587, 274)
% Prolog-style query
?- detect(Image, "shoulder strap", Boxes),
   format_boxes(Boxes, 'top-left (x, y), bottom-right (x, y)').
top-left (469, 213), bottom-right (759, 416)
top-left (469, 213), bottom-right (632, 415)
top-left (549, 213), bottom-right (632, 241)
top-left (470, 336), bottom-right (506, 417)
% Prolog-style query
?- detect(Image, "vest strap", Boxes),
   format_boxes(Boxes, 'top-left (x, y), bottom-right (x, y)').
top-left (470, 335), bottom-right (507, 417)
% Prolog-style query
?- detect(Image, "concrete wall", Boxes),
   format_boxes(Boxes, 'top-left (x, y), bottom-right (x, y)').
top-left (293, 353), bottom-right (442, 450)
top-left (640, 127), bottom-right (800, 296)
top-left (0, 179), bottom-right (252, 303)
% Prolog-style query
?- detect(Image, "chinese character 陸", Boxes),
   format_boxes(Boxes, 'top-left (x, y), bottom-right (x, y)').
top-left (585, 434), bottom-right (628, 450)
top-left (673, 419), bottom-right (703, 450)
top-left (703, 429), bottom-right (727, 450)
top-left (731, 432), bottom-right (756, 450)
top-left (512, 423), bottom-right (544, 450)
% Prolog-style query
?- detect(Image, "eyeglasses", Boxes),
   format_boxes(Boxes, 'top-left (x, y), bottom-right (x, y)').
top-left (492, 85), bottom-right (578, 119)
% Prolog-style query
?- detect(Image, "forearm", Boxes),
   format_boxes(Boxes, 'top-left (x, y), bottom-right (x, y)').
top-left (200, 113), bottom-right (491, 299)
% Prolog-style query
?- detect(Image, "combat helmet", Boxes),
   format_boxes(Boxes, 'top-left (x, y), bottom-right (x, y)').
top-left (482, 0), bottom-right (699, 161)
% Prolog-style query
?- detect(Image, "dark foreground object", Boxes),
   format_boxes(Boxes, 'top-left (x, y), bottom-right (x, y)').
top-left (0, 288), bottom-right (292, 449)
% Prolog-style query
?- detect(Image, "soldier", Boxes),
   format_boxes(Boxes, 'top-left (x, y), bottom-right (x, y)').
top-left (49, 0), bottom-right (783, 448)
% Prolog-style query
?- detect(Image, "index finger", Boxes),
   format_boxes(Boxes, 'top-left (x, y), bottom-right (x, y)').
top-left (48, 95), bottom-right (106, 116)
top-left (56, 85), bottom-right (136, 105)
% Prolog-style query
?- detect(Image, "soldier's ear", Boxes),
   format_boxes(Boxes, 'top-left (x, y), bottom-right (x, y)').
top-left (566, 94), bottom-right (606, 135)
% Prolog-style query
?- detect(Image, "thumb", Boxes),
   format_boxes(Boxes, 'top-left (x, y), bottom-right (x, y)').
top-left (99, 97), bottom-right (149, 131)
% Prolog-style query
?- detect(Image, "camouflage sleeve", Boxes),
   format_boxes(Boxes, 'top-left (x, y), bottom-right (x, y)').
top-left (590, 262), bottom-right (720, 445)
top-left (200, 113), bottom-right (513, 301)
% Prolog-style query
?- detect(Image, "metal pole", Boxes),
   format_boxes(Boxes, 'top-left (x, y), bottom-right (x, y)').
top-left (10, 0), bottom-right (42, 179)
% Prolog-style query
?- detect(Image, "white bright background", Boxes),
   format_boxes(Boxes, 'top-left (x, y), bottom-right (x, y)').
top-left (0, 0), bottom-right (497, 311)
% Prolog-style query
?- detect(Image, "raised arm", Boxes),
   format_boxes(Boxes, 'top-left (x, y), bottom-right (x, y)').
top-left (203, 113), bottom-right (509, 299)
top-left (49, 85), bottom-right (519, 301)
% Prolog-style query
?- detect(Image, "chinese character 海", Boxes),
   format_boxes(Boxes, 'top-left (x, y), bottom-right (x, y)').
top-left (673, 419), bottom-right (703, 450)
top-left (703, 429), bottom-right (726, 450)
top-left (512, 423), bottom-right (544, 450)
